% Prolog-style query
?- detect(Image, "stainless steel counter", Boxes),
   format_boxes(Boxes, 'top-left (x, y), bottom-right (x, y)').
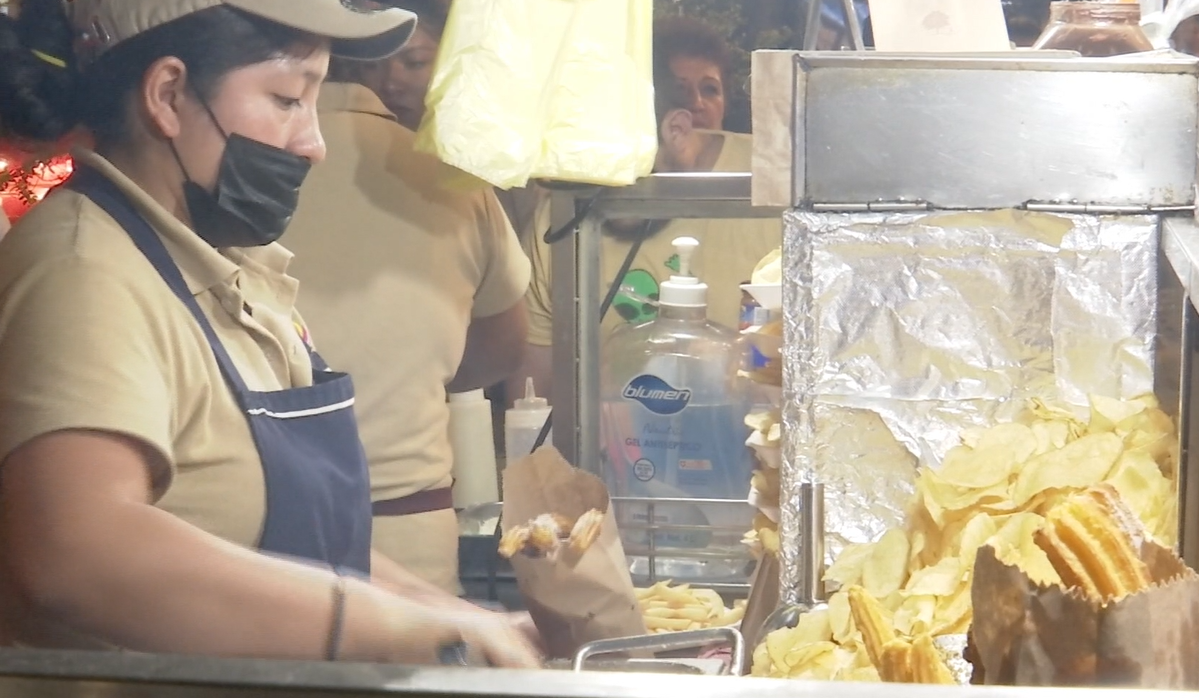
top-left (0, 648), bottom-right (1193, 698)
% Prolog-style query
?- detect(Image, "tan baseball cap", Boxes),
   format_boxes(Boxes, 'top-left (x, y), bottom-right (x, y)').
top-left (66, 0), bottom-right (417, 66)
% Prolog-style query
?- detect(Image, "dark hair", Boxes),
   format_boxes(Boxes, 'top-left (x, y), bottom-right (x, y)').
top-left (385, 0), bottom-right (449, 40)
top-left (652, 15), bottom-right (733, 87)
top-left (328, 0), bottom-right (447, 82)
top-left (0, 1), bottom-right (314, 147)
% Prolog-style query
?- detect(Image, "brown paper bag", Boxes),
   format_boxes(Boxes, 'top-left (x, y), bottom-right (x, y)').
top-left (971, 542), bottom-right (1199, 688)
top-left (502, 446), bottom-right (648, 658)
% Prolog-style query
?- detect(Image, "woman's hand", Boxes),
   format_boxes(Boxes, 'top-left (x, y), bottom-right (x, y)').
top-left (505, 611), bottom-right (544, 654)
top-left (372, 594), bottom-right (542, 668)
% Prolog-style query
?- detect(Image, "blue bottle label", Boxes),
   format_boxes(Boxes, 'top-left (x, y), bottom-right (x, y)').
top-left (604, 374), bottom-right (752, 501)
top-left (622, 375), bottom-right (692, 415)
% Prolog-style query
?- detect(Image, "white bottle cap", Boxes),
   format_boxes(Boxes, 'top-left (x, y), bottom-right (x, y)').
top-left (658, 236), bottom-right (707, 308)
top-left (449, 389), bottom-right (486, 403)
top-left (512, 377), bottom-right (548, 411)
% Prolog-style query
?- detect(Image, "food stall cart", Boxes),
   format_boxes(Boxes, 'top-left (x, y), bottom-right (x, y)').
top-left (6, 38), bottom-right (1199, 698)
top-left (0, 650), bottom-right (1194, 697)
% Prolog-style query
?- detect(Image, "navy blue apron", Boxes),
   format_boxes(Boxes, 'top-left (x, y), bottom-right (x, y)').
top-left (69, 167), bottom-right (372, 575)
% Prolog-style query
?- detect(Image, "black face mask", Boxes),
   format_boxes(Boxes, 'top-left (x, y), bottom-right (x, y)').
top-left (173, 107), bottom-right (312, 248)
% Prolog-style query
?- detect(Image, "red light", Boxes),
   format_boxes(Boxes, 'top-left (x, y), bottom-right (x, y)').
top-left (1, 154), bottom-right (75, 224)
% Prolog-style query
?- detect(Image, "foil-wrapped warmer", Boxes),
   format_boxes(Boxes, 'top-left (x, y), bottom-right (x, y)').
top-left (779, 209), bottom-right (1159, 600)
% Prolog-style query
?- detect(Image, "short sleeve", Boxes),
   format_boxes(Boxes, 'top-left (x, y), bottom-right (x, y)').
top-left (0, 258), bottom-right (175, 489)
top-left (471, 191), bottom-right (532, 319)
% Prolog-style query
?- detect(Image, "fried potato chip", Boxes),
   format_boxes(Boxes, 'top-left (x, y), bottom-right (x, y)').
top-left (1089, 394), bottom-right (1148, 434)
top-left (919, 468), bottom-right (1012, 523)
top-left (824, 541), bottom-right (875, 588)
top-left (957, 513), bottom-right (998, 566)
top-left (862, 529), bottom-right (911, 598)
top-left (1011, 432), bottom-right (1123, 506)
top-left (827, 590), bottom-right (856, 644)
top-left (987, 513), bottom-right (1061, 586)
top-left (1030, 419), bottom-right (1072, 455)
top-left (892, 594), bottom-right (937, 636)
top-left (903, 557), bottom-right (966, 597)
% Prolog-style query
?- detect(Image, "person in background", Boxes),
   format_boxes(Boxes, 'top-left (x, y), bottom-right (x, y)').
top-left (505, 44), bottom-right (782, 408)
top-left (286, 3), bottom-right (530, 595)
top-left (341, 0), bottom-right (543, 456)
top-left (0, 0), bottom-right (537, 665)
top-left (653, 15), bottom-right (730, 132)
top-left (348, 0), bottom-right (446, 132)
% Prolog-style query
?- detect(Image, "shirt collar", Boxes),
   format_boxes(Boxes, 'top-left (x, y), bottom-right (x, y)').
top-left (73, 149), bottom-right (293, 297)
top-left (317, 81), bottom-right (397, 121)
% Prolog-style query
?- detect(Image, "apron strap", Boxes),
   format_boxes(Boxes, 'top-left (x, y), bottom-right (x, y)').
top-left (67, 167), bottom-right (254, 399)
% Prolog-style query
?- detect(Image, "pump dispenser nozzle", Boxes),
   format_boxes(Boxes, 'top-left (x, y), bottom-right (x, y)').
top-left (659, 236), bottom-right (708, 308)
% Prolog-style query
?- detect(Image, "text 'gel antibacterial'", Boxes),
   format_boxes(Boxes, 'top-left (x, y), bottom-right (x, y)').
top-left (600, 237), bottom-right (754, 582)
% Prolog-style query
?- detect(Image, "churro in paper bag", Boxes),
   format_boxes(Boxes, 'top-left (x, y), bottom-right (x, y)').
top-left (971, 541), bottom-right (1199, 688)
top-left (502, 446), bottom-right (647, 658)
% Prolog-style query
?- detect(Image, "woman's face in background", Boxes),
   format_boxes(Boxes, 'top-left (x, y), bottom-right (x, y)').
top-left (353, 24), bottom-right (439, 130)
top-left (667, 54), bottom-right (725, 131)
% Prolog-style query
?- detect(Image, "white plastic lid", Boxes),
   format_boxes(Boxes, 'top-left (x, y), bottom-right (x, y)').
top-left (658, 236), bottom-right (707, 308)
top-left (448, 389), bottom-right (486, 404)
top-left (512, 377), bottom-right (548, 411)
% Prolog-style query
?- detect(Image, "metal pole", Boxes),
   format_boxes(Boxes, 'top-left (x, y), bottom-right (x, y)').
top-left (803, 0), bottom-right (823, 50)
top-left (842, 0), bottom-right (865, 50)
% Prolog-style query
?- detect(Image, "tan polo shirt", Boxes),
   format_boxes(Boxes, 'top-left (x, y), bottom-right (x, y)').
top-left (286, 83), bottom-right (530, 591)
top-left (0, 151), bottom-right (316, 647)
top-left (525, 132), bottom-right (782, 346)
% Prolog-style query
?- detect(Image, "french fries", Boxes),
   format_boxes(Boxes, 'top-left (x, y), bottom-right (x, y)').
top-left (635, 582), bottom-right (747, 633)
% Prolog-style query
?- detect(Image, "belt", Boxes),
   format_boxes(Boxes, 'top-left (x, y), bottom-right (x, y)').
top-left (372, 487), bottom-right (455, 517)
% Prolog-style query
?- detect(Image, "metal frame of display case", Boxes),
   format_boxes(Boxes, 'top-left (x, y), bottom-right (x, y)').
top-left (546, 172), bottom-right (784, 591)
top-left (547, 172), bottom-right (784, 470)
top-left (1159, 220), bottom-right (1199, 568)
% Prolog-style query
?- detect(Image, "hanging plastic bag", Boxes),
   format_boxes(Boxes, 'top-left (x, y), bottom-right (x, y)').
top-left (414, 0), bottom-right (657, 190)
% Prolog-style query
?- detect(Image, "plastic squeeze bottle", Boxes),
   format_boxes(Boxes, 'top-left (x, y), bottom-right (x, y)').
top-left (448, 389), bottom-right (499, 509)
top-left (505, 377), bottom-right (551, 466)
top-left (599, 237), bottom-right (754, 569)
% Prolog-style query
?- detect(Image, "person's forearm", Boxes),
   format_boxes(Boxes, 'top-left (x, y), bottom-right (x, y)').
top-left (447, 339), bottom-right (522, 393)
top-left (448, 306), bottom-right (528, 393)
top-left (369, 549), bottom-right (479, 613)
top-left (447, 362), bottom-right (506, 394)
top-left (9, 502), bottom-right (401, 661)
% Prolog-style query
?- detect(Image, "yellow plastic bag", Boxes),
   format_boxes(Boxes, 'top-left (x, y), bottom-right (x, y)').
top-left (414, 0), bottom-right (657, 190)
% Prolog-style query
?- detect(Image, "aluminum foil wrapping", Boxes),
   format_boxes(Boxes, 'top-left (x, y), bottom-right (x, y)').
top-left (779, 209), bottom-right (1159, 601)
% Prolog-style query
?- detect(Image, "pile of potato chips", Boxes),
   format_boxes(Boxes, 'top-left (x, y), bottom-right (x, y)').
top-left (636, 581), bottom-right (747, 633)
top-left (752, 394), bottom-right (1178, 681)
top-left (742, 409), bottom-right (783, 558)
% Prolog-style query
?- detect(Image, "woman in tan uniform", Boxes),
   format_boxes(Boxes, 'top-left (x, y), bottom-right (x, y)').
top-left (0, 0), bottom-right (537, 666)
top-left (294, 0), bottom-right (530, 593)
top-left (287, 64), bottom-right (530, 593)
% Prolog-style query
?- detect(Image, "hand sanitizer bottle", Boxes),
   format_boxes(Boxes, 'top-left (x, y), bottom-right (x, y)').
top-left (600, 237), bottom-right (753, 582)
